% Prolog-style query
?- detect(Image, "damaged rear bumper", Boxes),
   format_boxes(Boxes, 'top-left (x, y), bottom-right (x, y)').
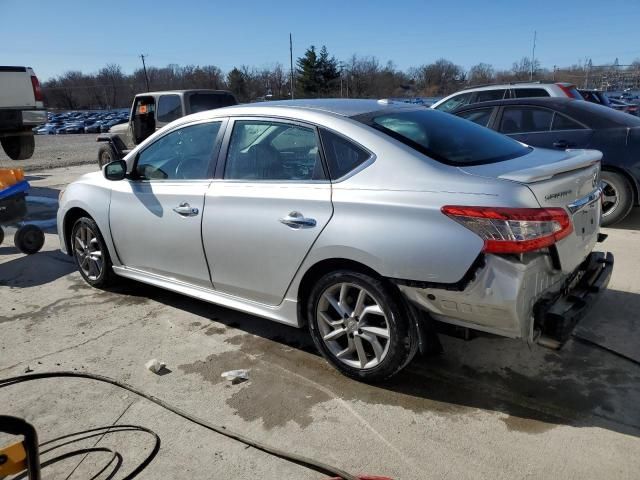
top-left (534, 251), bottom-right (614, 347)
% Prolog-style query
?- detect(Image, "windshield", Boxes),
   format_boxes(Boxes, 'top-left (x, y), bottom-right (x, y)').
top-left (358, 109), bottom-right (531, 166)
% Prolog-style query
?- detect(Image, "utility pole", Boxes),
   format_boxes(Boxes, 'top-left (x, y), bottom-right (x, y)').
top-left (140, 54), bottom-right (150, 92)
top-left (289, 33), bottom-right (294, 100)
top-left (553, 65), bottom-right (557, 81)
top-left (529, 30), bottom-right (537, 81)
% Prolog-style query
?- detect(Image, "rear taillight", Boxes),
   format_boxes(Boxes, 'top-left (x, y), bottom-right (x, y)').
top-left (441, 206), bottom-right (573, 254)
top-left (30, 75), bottom-right (43, 102)
top-left (556, 83), bottom-right (581, 99)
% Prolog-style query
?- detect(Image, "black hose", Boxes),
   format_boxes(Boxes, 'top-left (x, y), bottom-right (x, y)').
top-left (0, 371), bottom-right (359, 480)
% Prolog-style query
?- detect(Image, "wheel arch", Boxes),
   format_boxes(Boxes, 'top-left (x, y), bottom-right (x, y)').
top-left (62, 207), bottom-right (92, 255)
top-left (295, 257), bottom-right (387, 327)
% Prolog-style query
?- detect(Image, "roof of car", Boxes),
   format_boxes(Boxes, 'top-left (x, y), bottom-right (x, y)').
top-left (452, 97), bottom-right (640, 128)
top-left (457, 81), bottom-right (573, 92)
top-left (136, 89), bottom-right (234, 97)
top-left (223, 98), bottom-right (418, 117)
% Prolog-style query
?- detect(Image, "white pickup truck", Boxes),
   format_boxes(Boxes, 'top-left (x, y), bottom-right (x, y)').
top-left (0, 66), bottom-right (47, 160)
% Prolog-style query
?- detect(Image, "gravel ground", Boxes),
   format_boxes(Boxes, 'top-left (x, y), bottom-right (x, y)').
top-left (0, 134), bottom-right (98, 171)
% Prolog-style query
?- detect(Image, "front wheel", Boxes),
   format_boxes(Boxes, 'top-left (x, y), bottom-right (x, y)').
top-left (307, 270), bottom-right (415, 382)
top-left (601, 171), bottom-right (634, 226)
top-left (71, 217), bottom-right (115, 288)
top-left (97, 143), bottom-right (118, 168)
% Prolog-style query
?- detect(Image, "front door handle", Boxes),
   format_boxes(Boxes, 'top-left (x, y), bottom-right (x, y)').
top-left (279, 211), bottom-right (316, 229)
top-left (173, 202), bottom-right (199, 217)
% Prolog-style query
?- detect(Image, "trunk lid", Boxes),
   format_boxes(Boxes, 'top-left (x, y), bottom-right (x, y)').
top-left (459, 148), bottom-right (603, 273)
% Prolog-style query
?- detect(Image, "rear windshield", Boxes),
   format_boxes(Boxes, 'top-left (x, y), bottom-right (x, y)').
top-left (188, 93), bottom-right (236, 113)
top-left (357, 109), bottom-right (531, 166)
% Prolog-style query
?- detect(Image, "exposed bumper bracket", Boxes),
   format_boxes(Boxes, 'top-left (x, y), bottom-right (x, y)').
top-left (535, 251), bottom-right (614, 347)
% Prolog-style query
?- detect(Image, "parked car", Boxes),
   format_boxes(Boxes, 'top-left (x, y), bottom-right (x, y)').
top-left (609, 98), bottom-right (639, 116)
top-left (58, 99), bottom-right (612, 381)
top-left (0, 66), bottom-right (47, 159)
top-left (431, 82), bottom-right (583, 113)
top-left (96, 89), bottom-right (237, 167)
top-left (452, 97), bottom-right (640, 225)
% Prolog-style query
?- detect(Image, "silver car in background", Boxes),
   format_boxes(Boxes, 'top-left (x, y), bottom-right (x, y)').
top-left (57, 99), bottom-right (613, 381)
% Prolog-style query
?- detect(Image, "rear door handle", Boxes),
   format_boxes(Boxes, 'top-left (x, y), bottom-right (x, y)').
top-left (173, 202), bottom-right (199, 217)
top-left (279, 211), bottom-right (316, 229)
top-left (553, 140), bottom-right (573, 149)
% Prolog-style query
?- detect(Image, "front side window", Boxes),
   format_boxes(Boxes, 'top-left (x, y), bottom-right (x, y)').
top-left (552, 113), bottom-right (585, 131)
top-left (358, 109), bottom-right (530, 166)
top-left (157, 95), bottom-right (182, 123)
top-left (500, 107), bottom-right (553, 134)
top-left (475, 89), bottom-right (507, 103)
top-left (135, 121), bottom-right (221, 180)
top-left (513, 88), bottom-right (550, 98)
top-left (455, 108), bottom-right (493, 127)
top-left (435, 92), bottom-right (472, 112)
top-left (319, 129), bottom-right (370, 179)
top-left (224, 120), bottom-right (323, 181)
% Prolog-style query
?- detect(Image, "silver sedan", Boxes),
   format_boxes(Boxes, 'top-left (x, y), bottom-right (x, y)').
top-left (57, 99), bottom-right (613, 381)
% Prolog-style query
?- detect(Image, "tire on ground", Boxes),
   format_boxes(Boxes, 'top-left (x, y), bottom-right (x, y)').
top-left (307, 270), bottom-right (415, 382)
top-left (1, 134), bottom-right (35, 160)
top-left (70, 216), bottom-right (116, 288)
top-left (97, 142), bottom-right (118, 168)
top-left (601, 170), bottom-right (634, 226)
top-left (14, 224), bottom-right (45, 254)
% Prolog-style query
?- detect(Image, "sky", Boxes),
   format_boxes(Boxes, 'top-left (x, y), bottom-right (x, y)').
top-left (2, 0), bottom-right (640, 81)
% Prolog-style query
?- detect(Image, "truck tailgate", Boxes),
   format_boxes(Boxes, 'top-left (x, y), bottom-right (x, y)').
top-left (0, 67), bottom-right (36, 108)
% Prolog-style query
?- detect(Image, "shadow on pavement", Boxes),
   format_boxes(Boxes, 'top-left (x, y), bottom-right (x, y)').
top-left (103, 279), bottom-right (640, 439)
top-left (0, 249), bottom-right (75, 287)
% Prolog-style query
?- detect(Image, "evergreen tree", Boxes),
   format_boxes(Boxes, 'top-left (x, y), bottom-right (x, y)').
top-left (227, 67), bottom-right (248, 101)
top-left (296, 45), bottom-right (321, 97)
top-left (317, 46), bottom-right (340, 95)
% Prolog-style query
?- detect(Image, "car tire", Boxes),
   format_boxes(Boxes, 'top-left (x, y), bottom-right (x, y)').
top-left (601, 171), bottom-right (634, 226)
top-left (307, 270), bottom-right (415, 382)
top-left (97, 143), bottom-right (118, 168)
top-left (1, 134), bottom-right (35, 160)
top-left (14, 225), bottom-right (45, 254)
top-left (71, 217), bottom-right (115, 288)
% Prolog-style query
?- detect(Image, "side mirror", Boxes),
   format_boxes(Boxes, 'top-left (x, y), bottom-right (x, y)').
top-left (103, 160), bottom-right (127, 181)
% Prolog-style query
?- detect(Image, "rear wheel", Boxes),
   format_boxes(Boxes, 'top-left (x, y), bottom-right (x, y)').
top-left (71, 217), bottom-right (115, 288)
top-left (601, 171), bottom-right (634, 226)
top-left (307, 270), bottom-right (415, 382)
top-left (97, 143), bottom-right (118, 168)
top-left (1, 134), bottom-right (35, 160)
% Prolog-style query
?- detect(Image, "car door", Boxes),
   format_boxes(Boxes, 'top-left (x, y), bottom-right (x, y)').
top-left (109, 119), bottom-right (225, 288)
top-left (497, 105), bottom-right (554, 145)
top-left (202, 118), bottom-right (333, 305)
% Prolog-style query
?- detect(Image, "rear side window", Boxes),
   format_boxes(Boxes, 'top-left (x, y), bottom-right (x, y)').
top-left (189, 93), bottom-right (236, 113)
top-left (474, 89), bottom-right (507, 103)
top-left (319, 129), bottom-right (370, 179)
top-left (434, 92), bottom-right (472, 112)
top-left (359, 109), bottom-right (530, 166)
top-left (514, 88), bottom-right (550, 98)
top-left (157, 95), bottom-right (182, 123)
top-left (455, 108), bottom-right (493, 127)
top-left (500, 107), bottom-right (553, 133)
top-left (552, 113), bottom-right (584, 131)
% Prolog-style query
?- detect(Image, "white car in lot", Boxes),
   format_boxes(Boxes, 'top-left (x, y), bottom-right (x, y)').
top-left (431, 82), bottom-right (583, 113)
top-left (57, 99), bottom-right (613, 381)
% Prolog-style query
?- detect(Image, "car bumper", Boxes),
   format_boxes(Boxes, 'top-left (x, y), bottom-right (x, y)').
top-left (0, 109), bottom-right (47, 131)
top-left (397, 250), bottom-right (613, 343)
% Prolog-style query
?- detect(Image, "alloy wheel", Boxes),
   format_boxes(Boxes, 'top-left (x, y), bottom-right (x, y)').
top-left (601, 179), bottom-right (620, 218)
top-left (74, 224), bottom-right (103, 281)
top-left (316, 282), bottom-right (391, 369)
